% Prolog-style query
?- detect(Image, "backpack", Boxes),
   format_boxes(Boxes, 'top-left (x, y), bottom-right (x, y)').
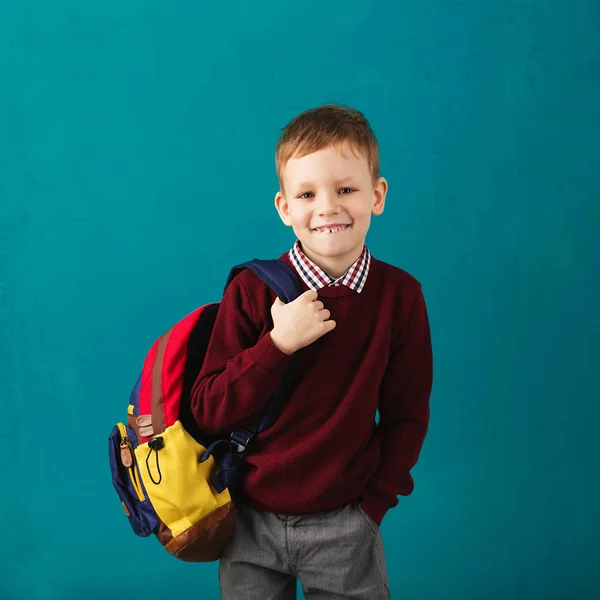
top-left (108, 259), bottom-right (303, 561)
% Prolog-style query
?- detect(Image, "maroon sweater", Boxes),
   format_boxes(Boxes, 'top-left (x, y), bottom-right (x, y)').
top-left (190, 252), bottom-right (433, 525)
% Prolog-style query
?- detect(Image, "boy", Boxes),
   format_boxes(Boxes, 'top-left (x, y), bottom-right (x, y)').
top-left (191, 104), bottom-right (433, 599)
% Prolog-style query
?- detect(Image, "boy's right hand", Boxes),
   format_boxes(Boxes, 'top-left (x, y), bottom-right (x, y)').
top-left (270, 290), bottom-right (336, 355)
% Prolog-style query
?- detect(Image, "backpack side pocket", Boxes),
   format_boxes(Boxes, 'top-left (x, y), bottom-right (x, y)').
top-left (108, 423), bottom-right (159, 537)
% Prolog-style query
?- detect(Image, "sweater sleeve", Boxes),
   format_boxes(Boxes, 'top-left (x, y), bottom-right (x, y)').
top-left (190, 273), bottom-right (294, 435)
top-left (361, 283), bottom-right (433, 525)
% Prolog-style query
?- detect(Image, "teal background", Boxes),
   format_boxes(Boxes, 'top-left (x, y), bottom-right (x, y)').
top-left (1, 0), bottom-right (599, 598)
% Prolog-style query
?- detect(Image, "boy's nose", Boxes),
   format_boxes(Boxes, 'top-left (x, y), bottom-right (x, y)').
top-left (316, 193), bottom-right (340, 216)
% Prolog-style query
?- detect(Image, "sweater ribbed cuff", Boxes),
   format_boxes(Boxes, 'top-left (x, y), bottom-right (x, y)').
top-left (250, 331), bottom-right (294, 375)
top-left (361, 476), bottom-right (399, 526)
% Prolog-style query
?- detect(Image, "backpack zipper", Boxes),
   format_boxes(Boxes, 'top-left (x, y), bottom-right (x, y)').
top-left (117, 422), bottom-right (145, 502)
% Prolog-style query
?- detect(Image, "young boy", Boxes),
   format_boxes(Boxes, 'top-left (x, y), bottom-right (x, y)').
top-left (191, 104), bottom-right (433, 599)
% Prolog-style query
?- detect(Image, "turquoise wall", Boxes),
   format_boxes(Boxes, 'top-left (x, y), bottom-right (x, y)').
top-left (1, 1), bottom-right (598, 598)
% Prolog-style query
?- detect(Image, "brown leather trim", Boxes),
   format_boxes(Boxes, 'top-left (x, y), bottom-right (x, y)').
top-left (136, 414), bottom-right (152, 427)
top-left (155, 518), bottom-right (174, 546)
top-left (127, 414), bottom-right (142, 441)
top-left (151, 328), bottom-right (173, 436)
top-left (165, 502), bottom-right (236, 562)
top-left (139, 425), bottom-right (154, 437)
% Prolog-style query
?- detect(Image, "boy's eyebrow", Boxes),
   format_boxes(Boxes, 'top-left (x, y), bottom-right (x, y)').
top-left (295, 177), bottom-right (356, 188)
top-left (334, 177), bottom-right (356, 185)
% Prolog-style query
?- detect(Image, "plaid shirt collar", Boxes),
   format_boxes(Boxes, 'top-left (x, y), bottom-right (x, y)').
top-left (288, 240), bottom-right (371, 293)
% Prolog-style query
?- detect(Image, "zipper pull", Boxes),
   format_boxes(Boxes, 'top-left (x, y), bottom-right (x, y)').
top-left (120, 439), bottom-right (133, 468)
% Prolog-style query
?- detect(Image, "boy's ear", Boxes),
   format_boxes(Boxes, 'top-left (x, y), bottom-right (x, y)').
top-left (372, 177), bottom-right (388, 216)
top-left (274, 191), bottom-right (293, 226)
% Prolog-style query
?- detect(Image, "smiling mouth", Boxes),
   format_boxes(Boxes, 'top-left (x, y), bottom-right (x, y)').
top-left (312, 224), bottom-right (351, 234)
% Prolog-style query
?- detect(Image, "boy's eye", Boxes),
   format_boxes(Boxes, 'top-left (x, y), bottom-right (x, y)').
top-left (298, 189), bottom-right (355, 199)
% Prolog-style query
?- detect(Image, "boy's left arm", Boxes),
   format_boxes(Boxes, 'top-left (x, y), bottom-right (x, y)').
top-left (361, 282), bottom-right (433, 526)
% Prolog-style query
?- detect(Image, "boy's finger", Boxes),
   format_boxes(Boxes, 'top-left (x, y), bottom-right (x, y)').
top-left (301, 289), bottom-right (318, 301)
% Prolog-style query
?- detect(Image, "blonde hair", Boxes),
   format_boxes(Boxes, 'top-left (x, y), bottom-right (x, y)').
top-left (275, 104), bottom-right (380, 185)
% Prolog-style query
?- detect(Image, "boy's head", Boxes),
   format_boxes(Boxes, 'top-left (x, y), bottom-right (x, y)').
top-left (274, 104), bottom-right (387, 278)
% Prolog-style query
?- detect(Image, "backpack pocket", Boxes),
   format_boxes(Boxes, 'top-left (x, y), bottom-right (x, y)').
top-left (108, 422), bottom-right (159, 537)
top-left (134, 419), bottom-right (232, 539)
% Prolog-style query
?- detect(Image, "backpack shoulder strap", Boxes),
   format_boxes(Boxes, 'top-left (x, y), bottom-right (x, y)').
top-left (225, 259), bottom-right (304, 304)
top-left (218, 259), bottom-right (303, 469)
top-left (203, 258), bottom-right (305, 495)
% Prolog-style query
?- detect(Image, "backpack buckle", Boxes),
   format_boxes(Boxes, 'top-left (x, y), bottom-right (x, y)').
top-left (230, 429), bottom-right (254, 453)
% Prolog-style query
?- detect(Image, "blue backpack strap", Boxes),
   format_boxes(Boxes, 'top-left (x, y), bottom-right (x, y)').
top-left (225, 258), bottom-right (304, 304)
top-left (206, 259), bottom-right (304, 493)
top-left (227, 258), bottom-right (303, 447)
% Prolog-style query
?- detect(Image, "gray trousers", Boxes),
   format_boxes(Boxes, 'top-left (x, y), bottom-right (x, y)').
top-left (219, 500), bottom-right (391, 599)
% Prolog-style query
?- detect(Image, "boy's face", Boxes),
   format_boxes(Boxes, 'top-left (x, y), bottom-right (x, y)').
top-left (275, 141), bottom-right (387, 278)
